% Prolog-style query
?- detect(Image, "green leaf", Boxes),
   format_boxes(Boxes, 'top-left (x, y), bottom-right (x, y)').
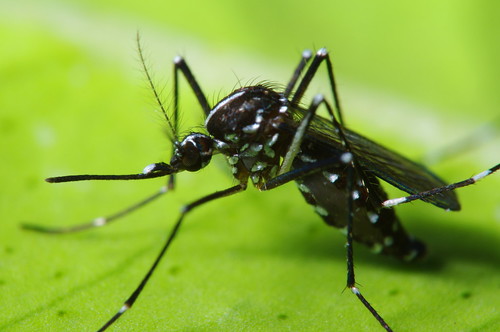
top-left (1, 1), bottom-right (498, 331)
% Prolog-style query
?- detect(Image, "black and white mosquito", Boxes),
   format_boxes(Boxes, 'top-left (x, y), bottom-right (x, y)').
top-left (25, 36), bottom-right (499, 331)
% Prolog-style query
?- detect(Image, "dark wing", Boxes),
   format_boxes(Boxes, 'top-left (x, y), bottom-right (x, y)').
top-left (285, 106), bottom-right (460, 210)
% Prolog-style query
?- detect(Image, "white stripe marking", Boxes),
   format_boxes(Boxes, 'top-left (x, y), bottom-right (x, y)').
top-left (472, 169), bottom-right (491, 182)
top-left (341, 152), bottom-right (353, 164)
top-left (93, 217), bottom-right (106, 227)
top-left (382, 197), bottom-right (407, 208)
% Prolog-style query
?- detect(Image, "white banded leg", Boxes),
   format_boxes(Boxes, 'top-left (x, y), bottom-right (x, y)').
top-left (383, 164), bottom-right (499, 208)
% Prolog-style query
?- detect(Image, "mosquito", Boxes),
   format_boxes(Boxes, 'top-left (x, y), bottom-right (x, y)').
top-left (24, 35), bottom-right (499, 331)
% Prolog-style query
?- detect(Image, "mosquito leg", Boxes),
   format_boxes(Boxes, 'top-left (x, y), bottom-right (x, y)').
top-left (282, 49), bottom-right (358, 176)
top-left (279, 92), bottom-right (353, 176)
top-left (263, 147), bottom-right (394, 331)
top-left (262, 156), bottom-right (343, 190)
top-left (344, 160), bottom-right (393, 332)
top-left (173, 56), bottom-right (211, 116)
top-left (291, 48), bottom-right (344, 125)
top-left (22, 185), bottom-right (169, 234)
top-left (263, 94), bottom-right (350, 187)
top-left (278, 89), bottom-right (393, 329)
top-left (171, 51), bottom-right (212, 187)
top-left (315, 91), bottom-right (394, 331)
top-left (169, 54), bottom-right (213, 190)
top-left (280, 94), bottom-right (324, 174)
top-left (283, 50), bottom-right (313, 98)
top-left (22, 163), bottom-right (175, 233)
top-left (96, 182), bottom-right (247, 332)
top-left (383, 163), bottom-right (499, 208)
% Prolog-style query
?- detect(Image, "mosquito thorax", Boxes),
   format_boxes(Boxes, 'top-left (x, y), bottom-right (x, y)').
top-left (205, 86), bottom-right (292, 185)
top-left (170, 133), bottom-right (213, 172)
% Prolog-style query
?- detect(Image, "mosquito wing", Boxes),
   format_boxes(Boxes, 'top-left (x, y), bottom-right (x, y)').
top-left (285, 107), bottom-right (460, 211)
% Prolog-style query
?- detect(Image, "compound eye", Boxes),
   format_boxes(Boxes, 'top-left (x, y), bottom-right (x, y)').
top-left (171, 134), bottom-right (213, 172)
top-left (180, 141), bottom-right (202, 171)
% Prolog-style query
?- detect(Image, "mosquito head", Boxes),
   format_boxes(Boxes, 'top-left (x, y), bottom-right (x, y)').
top-left (170, 133), bottom-right (213, 172)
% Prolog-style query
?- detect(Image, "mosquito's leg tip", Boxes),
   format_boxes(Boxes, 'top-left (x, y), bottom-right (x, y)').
top-left (302, 49), bottom-right (313, 59)
top-left (312, 94), bottom-right (325, 104)
top-left (173, 55), bottom-right (184, 64)
top-left (317, 48), bottom-right (328, 56)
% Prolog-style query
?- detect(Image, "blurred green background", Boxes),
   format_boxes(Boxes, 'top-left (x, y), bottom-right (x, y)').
top-left (1, 0), bottom-right (499, 331)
